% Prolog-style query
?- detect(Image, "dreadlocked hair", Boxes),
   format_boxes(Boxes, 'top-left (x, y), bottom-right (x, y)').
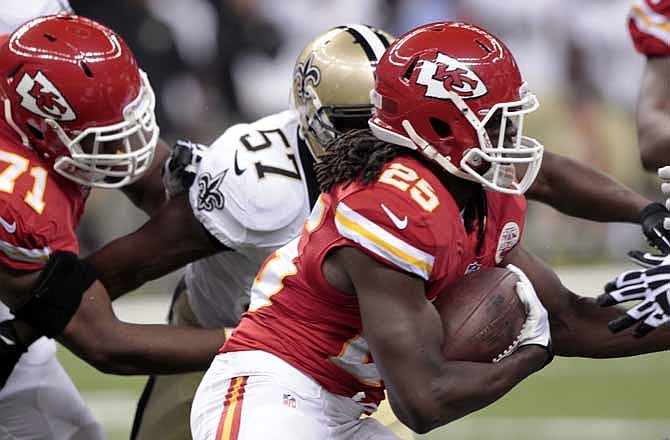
top-left (316, 129), bottom-right (407, 193)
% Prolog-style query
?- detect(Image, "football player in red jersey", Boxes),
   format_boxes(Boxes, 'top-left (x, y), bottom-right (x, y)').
top-left (189, 22), bottom-right (670, 438)
top-left (0, 15), bottom-right (225, 439)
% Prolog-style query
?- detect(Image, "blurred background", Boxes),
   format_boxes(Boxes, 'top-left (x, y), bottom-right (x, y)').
top-left (71, 0), bottom-right (653, 264)
top-left (55, 0), bottom-right (668, 439)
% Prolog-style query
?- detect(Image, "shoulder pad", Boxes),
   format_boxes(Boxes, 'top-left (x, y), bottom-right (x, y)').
top-left (334, 182), bottom-right (443, 281)
top-left (190, 112), bottom-right (307, 246)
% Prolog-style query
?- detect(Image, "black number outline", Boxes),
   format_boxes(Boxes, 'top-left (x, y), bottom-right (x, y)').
top-left (239, 129), bottom-right (301, 180)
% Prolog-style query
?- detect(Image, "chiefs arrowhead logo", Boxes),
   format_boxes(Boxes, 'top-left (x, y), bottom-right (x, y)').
top-left (416, 53), bottom-right (488, 100)
top-left (15, 71), bottom-right (77, 121)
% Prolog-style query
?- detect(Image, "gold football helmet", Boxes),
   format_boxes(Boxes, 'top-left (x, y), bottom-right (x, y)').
top-left (292, 25), bottom-right (394, 159)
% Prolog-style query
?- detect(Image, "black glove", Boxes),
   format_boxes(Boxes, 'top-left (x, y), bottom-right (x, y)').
top-left (639, 202), bottom-right (670, 254)
top-left (0, 320), bottom-right (27, 388)
top-left (596, 260), bottom-right (670, 337)
top-left (162, 139), bottom-right (207, 199)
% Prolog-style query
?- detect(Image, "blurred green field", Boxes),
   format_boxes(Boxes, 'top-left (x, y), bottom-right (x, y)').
top-left (59, 340), bottom-right (670, 440)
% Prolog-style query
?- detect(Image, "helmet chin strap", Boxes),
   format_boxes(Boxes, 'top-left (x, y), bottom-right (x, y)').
top-left (401, 120), bottom-right (480, 184)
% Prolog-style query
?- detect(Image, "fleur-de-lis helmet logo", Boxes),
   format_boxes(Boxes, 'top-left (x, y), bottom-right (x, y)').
top-left (294, 54), bottom-right (321, 100)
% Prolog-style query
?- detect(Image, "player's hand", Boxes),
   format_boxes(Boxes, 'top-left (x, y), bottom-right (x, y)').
top-left (0, 320), bottom-right (27, 388)
top-left (162, 139), bottom-right (207, 199)
top-left (639, 201), bottom-right (670, 255)
top-left (496, 265), bottom-right (552, 365)
top-left (597, 257), bottom-right (670, 337)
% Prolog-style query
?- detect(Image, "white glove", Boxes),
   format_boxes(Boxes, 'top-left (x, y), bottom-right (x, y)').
top-left (658, 166), bottom-right (670, 231)
top-left (494, 265), bottom-right (552, 363)
top-left (597, 254), bottom-right (670, 337)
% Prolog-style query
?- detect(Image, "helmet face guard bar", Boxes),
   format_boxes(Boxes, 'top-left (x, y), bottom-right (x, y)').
top-left (301, 82), bottom-right (375, 157)
top-left (460, 87), bottom-right (543, 194)
top-left (51, 70), bottom-right (159, 188)
top-left (460, 135), bottom-right (544, 195)
top-left (371, 84), bottom-right (544, 195)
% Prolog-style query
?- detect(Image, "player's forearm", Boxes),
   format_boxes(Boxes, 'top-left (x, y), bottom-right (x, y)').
top-left (87, 194), bottom-right (222, 300)
top-left (638, 120), bottom-right (670, 171)
top-left (53, 279), bottom-right (223, 374)
top-left (66, 323), bottom-right (225, 375)
top-left (394, 347), bottom-right (547, 433)
top-left (527, 152), bottom-right (649, 223)
top-left (551, 294), bottom-right (670, 358)
top-left (86, 233), bottom-right (203, 300)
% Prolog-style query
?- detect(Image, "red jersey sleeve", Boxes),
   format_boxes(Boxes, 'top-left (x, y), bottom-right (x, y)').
top-left (332, 158), bottom-right (459, 282)
top-left (629, 0), bottom-right (670, 56)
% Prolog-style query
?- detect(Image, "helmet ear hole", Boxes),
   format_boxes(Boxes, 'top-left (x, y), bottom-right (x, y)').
top-left (402, 58), bottom-right (419, 82)
top-left (429, 117), bottom-right (452, 138)
top-left (7, 63), bottom-right (23, 79)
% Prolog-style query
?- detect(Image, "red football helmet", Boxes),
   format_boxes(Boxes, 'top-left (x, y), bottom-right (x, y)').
top-left (0, 14), bottom-right (158, 188)
top-left (369, 22), bottom-right (543, 195)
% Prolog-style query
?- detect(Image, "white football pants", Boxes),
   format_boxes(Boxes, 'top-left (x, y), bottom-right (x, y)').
top-left (191, 350), bottom-right (401, 440)
top-left (0, 338), bottom-right (103, 439)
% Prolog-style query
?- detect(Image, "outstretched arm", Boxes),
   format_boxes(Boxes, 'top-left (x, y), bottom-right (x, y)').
top-left (9, 252), bottom-right (225, 375)
top-left (502, 245), bottom-right (670, 358)
top-left (60, 280), bottom-right (225, 374)
top-left (333, 247), bottom-right (549, 434)
top-left (525, 150), bottom-right (650, 223)
top-left (86, 193), bottom-right (225, 299)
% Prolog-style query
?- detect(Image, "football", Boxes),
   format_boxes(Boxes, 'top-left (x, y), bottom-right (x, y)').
top-left (434, 267), bottom-right (527, 362)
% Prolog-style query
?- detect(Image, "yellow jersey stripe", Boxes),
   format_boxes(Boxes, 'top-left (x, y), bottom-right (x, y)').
top-left (335, 202), bottom-right (434, 279)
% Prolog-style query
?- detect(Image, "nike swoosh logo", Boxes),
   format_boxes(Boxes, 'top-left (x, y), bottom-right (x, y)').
top-left (381, 203), bottom-right (408, 230)
top-left (0, 334), bottom-right (16, 346)
top-left (0, 215), bottom-right (16, 234)
top-left (234, 150), bottom-right (246, 176)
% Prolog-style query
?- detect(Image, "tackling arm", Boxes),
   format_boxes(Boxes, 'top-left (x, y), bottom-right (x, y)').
top-left (6, 252), bottom-right (225, 375)
top-left (332, 247), bottom-right (548, 434)
top-left (59, 280), bottom-right (225, 374)
top-left (86, 193), bottom-right (226, 300)
top-left (637, 57), bottom-right (670, 171)
top-left (525, 150), bottom-right (650, 223)
top-left (502, 245), bottom-right (670, 357)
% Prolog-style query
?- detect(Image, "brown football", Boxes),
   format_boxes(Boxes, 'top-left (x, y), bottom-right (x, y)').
top-left (434, 267), bottom-right (527, 362)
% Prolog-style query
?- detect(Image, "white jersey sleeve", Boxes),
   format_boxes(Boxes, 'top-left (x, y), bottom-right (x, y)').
top-left (189, 110), bottom-right (309, 251)
top-left (0, 0), bottom-right (72, 34)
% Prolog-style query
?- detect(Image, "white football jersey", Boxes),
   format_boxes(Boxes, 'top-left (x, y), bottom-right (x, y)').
top-left (0, 0), bottom-right (72, 34)
top-left (185, 110), bottom-right (312, 327)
